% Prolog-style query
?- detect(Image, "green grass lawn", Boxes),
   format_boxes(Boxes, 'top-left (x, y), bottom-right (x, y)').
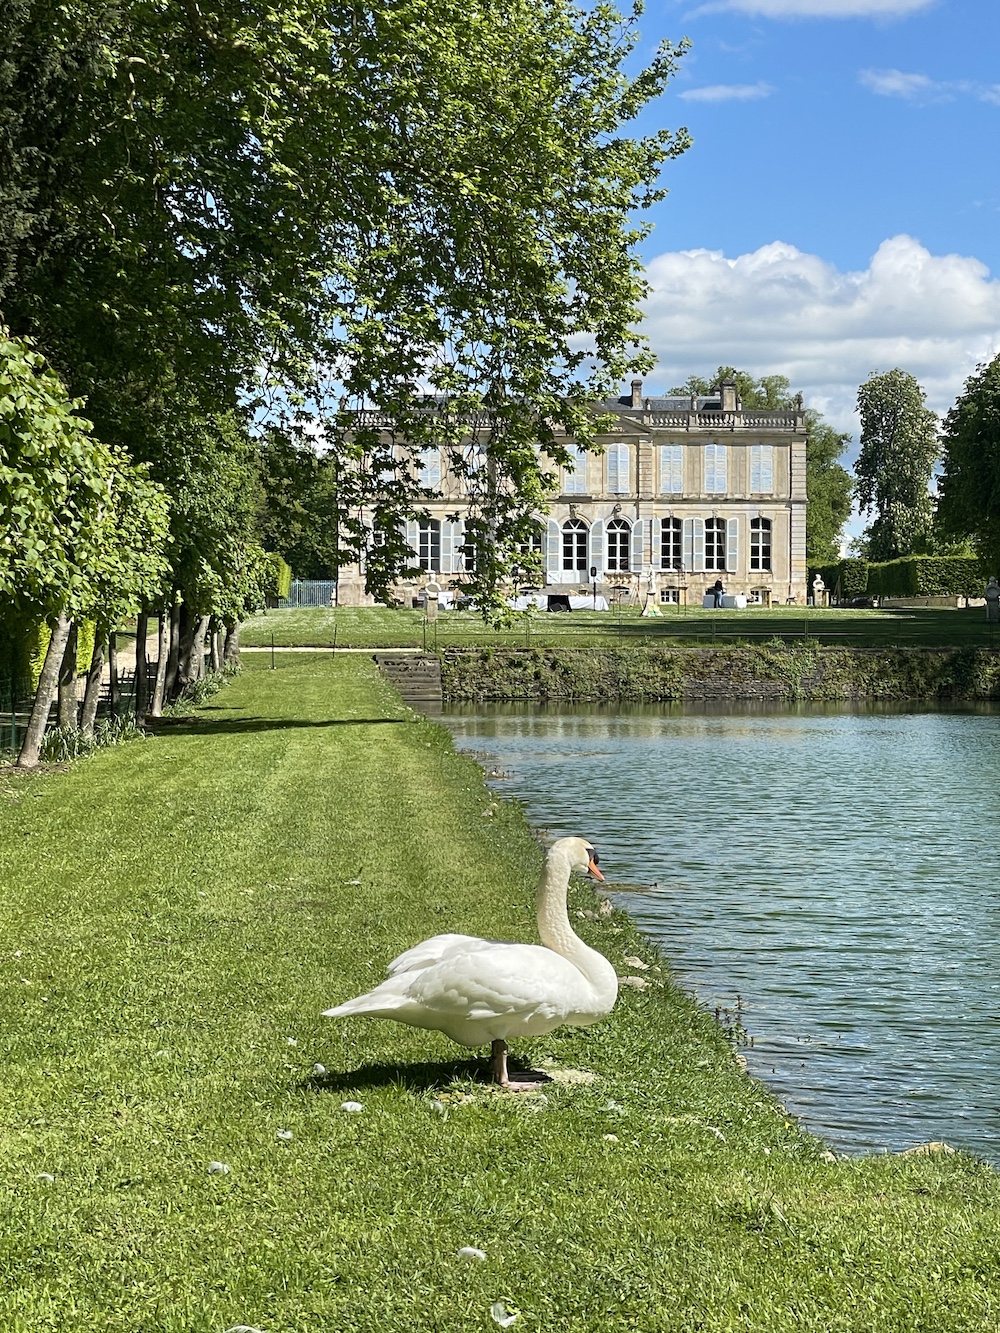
top-left (242, 603), bottom-right (1000, 652)
top-left (1, 654), bottom-right (999, 1331)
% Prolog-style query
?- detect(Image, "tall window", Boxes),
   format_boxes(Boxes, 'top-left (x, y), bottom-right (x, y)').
top-left (750, 445), bottom-right (774, 493)
top-left (417, 519), bottom-right (441, 571)
top-left (607, 518), bottom-right (631, 571)
top-left (704, 443), bottom-right (727, 494)
top-left (750, 517), bottom-right (772, 571)
top-left (563, 445), bottom-right (588, 494)
top-left (562, 518), bottom-right (588, 571)
top-left (419, 449), bottom-right (442, 489)
top-left (606, 443), bottom-right (631, 494)
top-left (660, 517), bottom-right (682, 570)
top-left (659, 445), bottom-right (683, 495)
top-left (515, 527), bottom-right (543, 582)
top-left (705, 517), bottom-right (726, 571)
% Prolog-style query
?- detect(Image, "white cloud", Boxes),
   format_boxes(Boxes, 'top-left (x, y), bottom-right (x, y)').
top-left (691, 0), bottom-right (935, 17)
top-left (679, 81), bottom-right (775, 102)
top-left (858, 68), bottom-right (938, 99)
top-left (641, 235), bottom-right (1000, 440)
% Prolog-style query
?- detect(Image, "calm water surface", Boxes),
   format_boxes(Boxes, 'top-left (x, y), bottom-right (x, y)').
top-left (440, 702), bottom-right (1000, 1163)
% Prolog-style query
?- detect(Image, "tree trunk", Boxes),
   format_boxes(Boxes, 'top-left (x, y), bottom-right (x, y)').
top-left (134, 611), bottom-right (149, 723)
top-left (191, 614), bottom-right (211, 682)
top-left (57, 621), bottom-right (79, 730)
top-left (108, 633), bottom-right (120, 720)
top-left (164, 602), bottom-right (181, 703)
top-left (209, 616), bottom-right (222, 673)
top-left (150, 612), bottom-right (170, 717)
top-left (17, 614), bottom-right (72, 770)
top-left (223, 619), bottom-right (242, 668)
top-left (80, 630), bottom-right (107, 739)
top-left (176, 603), bottom-right (197, 693)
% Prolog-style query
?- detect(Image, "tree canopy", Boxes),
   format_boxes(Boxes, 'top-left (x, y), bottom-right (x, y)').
top-left (936, 354), bottom-right (1000, 575)
top-left (854, 369), bottom-right (938, 562)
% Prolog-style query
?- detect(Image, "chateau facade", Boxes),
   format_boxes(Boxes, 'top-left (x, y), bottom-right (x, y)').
top-left (337, 379), bottom-right (809, 608)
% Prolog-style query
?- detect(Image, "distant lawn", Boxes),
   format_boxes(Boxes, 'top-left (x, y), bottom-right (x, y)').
top-left (242, 603), bottom-right (1000, 652)
top-left (1, 654), bottom-right (999, 1330)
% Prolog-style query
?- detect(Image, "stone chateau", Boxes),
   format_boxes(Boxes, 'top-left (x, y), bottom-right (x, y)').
top-left (336, 379), bottom-right (808, 609)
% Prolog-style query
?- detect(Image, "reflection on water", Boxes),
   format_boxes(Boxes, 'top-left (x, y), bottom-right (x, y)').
top-left (441, 700), bottom-right (1000, 1163)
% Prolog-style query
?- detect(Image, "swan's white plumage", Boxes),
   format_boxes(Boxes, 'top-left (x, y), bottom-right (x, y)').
top-left (322, 837), bottom-right (618, 1057)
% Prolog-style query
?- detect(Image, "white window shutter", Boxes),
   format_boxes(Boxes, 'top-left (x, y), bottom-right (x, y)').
top-left (565, 446), bottom-right (587, 494)
top-left (651, 518), bottom-right (662, 570)
top-left (761, 445), bottom-right (773, 491)
top-left (693, 517), bottom-right (705, 572)
top-left (420, 450), bottom-right (441, 489)
top-left (590, 519), bottom-right (605, 575)
top-left (682, 518), bottom-right (693, 571)
top-left (404, 520), bottom-right (420, 562)
top-left (750, 445), bottom-right (761, 492)
top-left (704, 445), bottom-right (714, 493)
top-left (441, 520), bottom-right (456, 573)
top-left (631, 520), bottom-right (645, 573)
top-left (727, 516), bottom-right (739, 571)
top-left (546, 519), bottom-right (562, 580)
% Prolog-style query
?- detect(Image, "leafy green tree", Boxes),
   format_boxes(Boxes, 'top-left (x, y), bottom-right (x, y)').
top-left (256, 432), bottom-right (340, 580)
top-left (937, 354), bottom-right (1000, 575)
top-left (855, 370), bottom-right (938, 562)
top-left (1, 0), bottom-right (690, 621)
top-left (669, 367), bottom-right (852, 562)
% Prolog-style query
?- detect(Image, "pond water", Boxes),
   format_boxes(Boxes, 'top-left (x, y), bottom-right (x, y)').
top-left (439, 701), bottom-right (1000, 1163)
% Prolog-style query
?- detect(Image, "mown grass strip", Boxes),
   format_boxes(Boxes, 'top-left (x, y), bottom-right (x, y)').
top-left (0, 654), bottom-right (998, 1332)
top-left (240, 604), bottom-right (1000, 652)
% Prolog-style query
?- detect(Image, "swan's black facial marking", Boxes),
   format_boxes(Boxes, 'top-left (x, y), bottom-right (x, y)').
top-left (586, 846), bottom-right (598, 865)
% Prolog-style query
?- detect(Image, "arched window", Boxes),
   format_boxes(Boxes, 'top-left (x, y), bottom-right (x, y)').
top-left (705, 517), bottom-right (726, 571)
top-left (417, 518), bottom-right (441, 571)
top-left (562, 518), bottom-right (588, 572)
top-left (607, 444), bottom-right (631, 494)
top-left (607, 517), bottom-right (631, 571)
top-left (750, 517), bottom-right (772, 571)
top-left (660, 517), bottom-right (682, 570)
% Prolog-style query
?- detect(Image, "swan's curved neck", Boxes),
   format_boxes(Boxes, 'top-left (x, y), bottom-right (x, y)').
top-left (536, 846), bottom-right (617, 998)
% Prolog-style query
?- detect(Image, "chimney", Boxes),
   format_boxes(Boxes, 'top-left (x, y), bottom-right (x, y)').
top-left (720, 380), bottom-right (738, 413)
top-left (630, 378), bottom-right (643, 409)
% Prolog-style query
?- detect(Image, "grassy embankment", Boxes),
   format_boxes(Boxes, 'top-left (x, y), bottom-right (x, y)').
top-left (2, 654), bottom-right (1000, 1332)
top-left (241, 603), bottom-right (1000, 651)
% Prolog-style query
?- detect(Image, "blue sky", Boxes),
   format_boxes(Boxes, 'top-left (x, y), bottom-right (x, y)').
top-left (625, 0), bottom-right (1000, 449)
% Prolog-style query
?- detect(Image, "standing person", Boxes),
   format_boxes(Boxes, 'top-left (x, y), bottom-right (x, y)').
top-left (709, 578), bottom-right (725, 608)
top-left (984, 578), bottom-right (1000, 623)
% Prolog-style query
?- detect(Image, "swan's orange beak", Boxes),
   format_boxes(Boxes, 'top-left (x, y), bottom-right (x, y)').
top-left (588, 858), bottom-right (605, 881)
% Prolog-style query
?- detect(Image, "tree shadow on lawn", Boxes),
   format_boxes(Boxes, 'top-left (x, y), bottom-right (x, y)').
top-left (148, 716), bottom-right (410, 735)
top-left (302, 1055), bottom-right (514, 1095)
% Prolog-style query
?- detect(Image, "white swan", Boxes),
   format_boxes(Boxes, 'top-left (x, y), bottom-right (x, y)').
top-left (322, 837), bottom-right (618, 1087)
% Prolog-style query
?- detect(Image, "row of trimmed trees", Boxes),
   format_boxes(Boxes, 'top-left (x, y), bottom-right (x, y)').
top-left (0, 330), bottom-right (278, 768)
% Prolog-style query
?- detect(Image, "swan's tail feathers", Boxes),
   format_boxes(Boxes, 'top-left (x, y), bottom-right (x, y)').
top-left (322, 982), bottom-right (410, 1020)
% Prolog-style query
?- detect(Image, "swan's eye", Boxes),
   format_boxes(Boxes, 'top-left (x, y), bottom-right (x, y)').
top-left (586, 847), bottom-right (598, 864)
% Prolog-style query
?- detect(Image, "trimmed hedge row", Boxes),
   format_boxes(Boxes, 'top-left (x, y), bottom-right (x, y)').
top-left (810, 555), bottom-right (985, 600)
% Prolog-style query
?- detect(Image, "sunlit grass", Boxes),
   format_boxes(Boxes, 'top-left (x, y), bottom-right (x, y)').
top-left (0, 654), bottom-right (998, 1330)
top-left (241, 604), bottom-right (1000, 652)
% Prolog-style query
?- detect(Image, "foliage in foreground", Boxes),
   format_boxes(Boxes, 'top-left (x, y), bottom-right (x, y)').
top-left (0, 654), bottom-right (998, 1331)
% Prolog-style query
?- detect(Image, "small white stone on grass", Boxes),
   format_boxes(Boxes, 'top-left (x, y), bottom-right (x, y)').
top-left (490, 1302), bottom-right (519, 1327)
top-left (430, 1100), bottom-right (447, 1115)
top-left (285, 1037), bottom-right (297, 1047)
top-left (602, 1134), bottom-right (619, 1143)
top-left (340, 1101), bottom-right (364, 1114)
top-left (312, 1063), bottom-right (327, 1076)
top-left (208, 1161), bottom-right (231, 1175)
top-left (620, 975), bottom-right (649, 991)
top-left (622, 956), bottom-right (650, 970)
top-left (36, 1173), bottom-right (56, 1183)
top-left (275, 1129), bottom-right (293, 1141)
top-left (224, 1326), bottom-right (266, 1333)
top-left (457, 1246), bottom-right (487, 1262)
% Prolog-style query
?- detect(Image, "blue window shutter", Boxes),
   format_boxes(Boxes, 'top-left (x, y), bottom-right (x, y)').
top-left (546, 519), bottom-right (561, 580)
top-left (727, 517), bottom-right (739, 571)
top-left (420, 450), bottom-right (441, 489)
top-left (761, 446), bottom-right (773, 491)
top-left (750, 445), bottom-right (761, 492)
top-left (590, 519), bottom-right (605, 575)
top-left (693, 518), bottom-right (705, 572)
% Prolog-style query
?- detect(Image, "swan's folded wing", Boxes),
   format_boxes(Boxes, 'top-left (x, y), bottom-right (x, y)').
top-left (387, 934), bottom-right (500, 977)
top-left (408, 943), bottom-right (588, 1025)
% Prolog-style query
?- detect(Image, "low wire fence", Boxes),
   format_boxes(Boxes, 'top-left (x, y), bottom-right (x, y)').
top-left (1, 669), bottom-right (141, 760)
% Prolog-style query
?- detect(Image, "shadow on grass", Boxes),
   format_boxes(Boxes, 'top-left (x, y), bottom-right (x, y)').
top-left (302, 1056), bottom-right (491, 1095)
top-left (148, 716), bottom-right (410, 734)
